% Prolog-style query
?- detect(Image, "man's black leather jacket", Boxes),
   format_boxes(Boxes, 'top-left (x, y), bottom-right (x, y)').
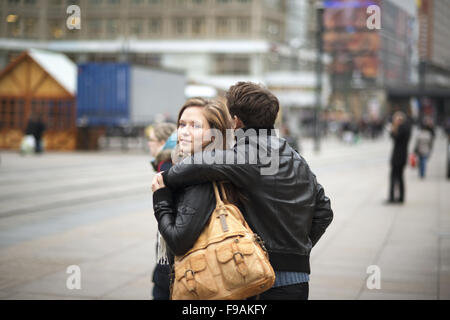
top-left (161, 128), bottom-right (333, 273)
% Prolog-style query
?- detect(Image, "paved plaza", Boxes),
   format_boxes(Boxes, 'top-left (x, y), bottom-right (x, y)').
top-left (0, 129), bottom-right (448, 300)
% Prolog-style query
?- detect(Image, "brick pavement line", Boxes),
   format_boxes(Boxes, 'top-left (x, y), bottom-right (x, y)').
top-left (0, 261), bottom-right (78, 296)
top-left (437, 235), bottom-right (442, 300)
top-left (0, 155), bottom-right (142, 174)
top-left (0, 156), bottom-right (149, 186)
top-left (437, 187), bottom-right (443, 300)
top-left (0, 164), bottom-right (149, 188)
top-left (436, 137), bottom-right (450, 300)
top-left (5, 287), bottom-right (99, 300)
top-left (355, 202), bottom-right (403, 299)
top-left (0, 209), bottom-right (154, 264)
top-left (356, 135), bottom-right (447, 300)
top-left (0, 174), bottom-right (151, 202)
top-left (0, 170), bottom-right (153, 200)
top-left (431, 135), bottom-right (447, 300)
top-left (1, 214), bottom-right (155, 298)
top-left (310, 177), bottom-right (387, 264)
top-left (0, 186), bottom-right (150, 219)
top-left (310, 134), bottom-right (446, 300)
top-left (98, 270), bottom-right (152, 300)
top-left (0, 196), bottom-right (153, 249)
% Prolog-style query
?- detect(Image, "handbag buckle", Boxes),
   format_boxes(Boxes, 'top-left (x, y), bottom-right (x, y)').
top-left (184, 269), bottom-right (195, 280)
top-left (233, 252), bottom-right (244, 264)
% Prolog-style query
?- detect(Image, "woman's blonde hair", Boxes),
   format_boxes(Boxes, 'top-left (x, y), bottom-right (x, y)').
top-left (174, 97), bottom-right (246, 205)
top-left (147, 122), bottom-right (177, 142)
top-left (177, 97), bottom-right (233, 148)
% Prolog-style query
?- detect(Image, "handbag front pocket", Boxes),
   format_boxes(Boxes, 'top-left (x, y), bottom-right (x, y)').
top-left (173, 253), bottom-right (217, 300)
top-left (215, 237), bottom-right (265, 291)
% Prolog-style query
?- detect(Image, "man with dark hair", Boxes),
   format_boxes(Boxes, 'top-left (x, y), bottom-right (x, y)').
top-left (153, 82), bottom-right (333, 300)
top-left (226, 82), bottom-right (280, 129)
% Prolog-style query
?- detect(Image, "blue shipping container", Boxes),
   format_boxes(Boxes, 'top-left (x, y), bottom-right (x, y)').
top-left (77, 63), bottom-right (130, 126)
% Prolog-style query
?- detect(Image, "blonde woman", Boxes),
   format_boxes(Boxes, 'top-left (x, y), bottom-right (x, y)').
top-left (151, 98), bottom-right (244, 298)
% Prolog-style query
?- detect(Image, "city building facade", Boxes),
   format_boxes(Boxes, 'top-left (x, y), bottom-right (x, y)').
top-left (2, 0), bottom-right (330, 137)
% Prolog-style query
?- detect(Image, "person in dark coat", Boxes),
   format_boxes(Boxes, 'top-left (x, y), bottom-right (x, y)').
top-left (25, 113), bottom-right (46, 154)
top-left (387, 111), bottom-right (411, 204)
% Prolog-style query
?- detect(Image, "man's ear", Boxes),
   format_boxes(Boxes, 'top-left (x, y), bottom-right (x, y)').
top-left (233, 116), bottom-right (244, 129)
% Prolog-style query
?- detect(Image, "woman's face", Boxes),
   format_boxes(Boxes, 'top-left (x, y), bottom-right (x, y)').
top-left (148, 130), bottom-right (165, 158)
top-left (178, 106), bottom-right (212, 154)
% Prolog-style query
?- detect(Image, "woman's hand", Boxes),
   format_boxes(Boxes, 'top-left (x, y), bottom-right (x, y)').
top-left (151, 173), bottom-right (166, 192)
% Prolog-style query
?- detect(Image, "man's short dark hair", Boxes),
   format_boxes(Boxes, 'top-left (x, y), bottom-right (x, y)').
top-left (226, 82), bottom-right (279, 128)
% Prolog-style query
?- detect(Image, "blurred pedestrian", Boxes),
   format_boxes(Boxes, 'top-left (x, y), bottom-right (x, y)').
top-left (24, 113), bottom-right (46, 154)
top-left (414, 117), bottom-right (435, 179)
top-left (386, 111), bottom-right (411, 204)
top-left (147, 123), bottom-right (177, 172)
top-left (281, 124), bottom-right (300, 153)
top-left (147, 122), bottom-right (177, 300)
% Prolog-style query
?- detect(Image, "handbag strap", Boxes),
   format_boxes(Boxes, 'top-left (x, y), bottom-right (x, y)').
top-left (212, 181), bottom-right (250, 231)
top-left (219, 182), bottom-right (228, 201)
top-left (212, 181), bottom-right (227, 206)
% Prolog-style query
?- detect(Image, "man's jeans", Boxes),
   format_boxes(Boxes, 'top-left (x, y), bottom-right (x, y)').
top-left (248, 283), bottom-right (309, 300)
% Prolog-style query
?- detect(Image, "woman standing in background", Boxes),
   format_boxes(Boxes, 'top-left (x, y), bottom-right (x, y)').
top-left (147, 122), bottom-right (177, 300)
top-left (414, 117), bottom-right (435, 179)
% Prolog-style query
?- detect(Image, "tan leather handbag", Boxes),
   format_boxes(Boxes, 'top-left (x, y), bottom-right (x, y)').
top-left (170, 182), bottom-right (275, 300)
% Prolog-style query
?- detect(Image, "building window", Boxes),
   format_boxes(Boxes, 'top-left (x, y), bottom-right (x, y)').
top-left (48, 20), bottom-right (64, 39)
top-left (216, 17), bottom-right (230, 35)
top-left (237, 17), bottom-right (250, 34)
top-left (24, 0), bottom-right (37, 5)
top-left (215, 55), bottom-right (250, 75)
top-left (24, 17), bottom-right (38, 36)
top-left (108, 0), bottom-right (120, 4)
top-left (173, 18), bottom-right (186, 35)
top-left (149, 0), bottom-right (161, 4)
top-left (130, 19), bottom-right (144, 36)
top-left (88, 20), bottom-right (102, 35)
top-left (149, 18), bottom-right (161, 34)
top-left (192, 18), bottom-right (205, 35)
top-left (106, 19), bottom-right (121, 35)
top-left (217, 0), bottom-right (231, 4)
top-left (192, 0), bottom-right (205, 4)
top-left (6, 15), bottom-right (20, 37)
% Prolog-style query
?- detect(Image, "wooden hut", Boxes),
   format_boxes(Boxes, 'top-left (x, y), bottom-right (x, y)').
top-left (0, 49), bottom-right (77, 151)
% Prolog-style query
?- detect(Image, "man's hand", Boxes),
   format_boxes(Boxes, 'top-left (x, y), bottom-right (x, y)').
top-left (151, 173), bottom-right (166, 192)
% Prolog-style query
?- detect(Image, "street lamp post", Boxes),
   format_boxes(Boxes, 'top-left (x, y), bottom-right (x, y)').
top-left (314, 1), bottom-right (325, 153)
top-left (418, 60), bottom-right (427, 123)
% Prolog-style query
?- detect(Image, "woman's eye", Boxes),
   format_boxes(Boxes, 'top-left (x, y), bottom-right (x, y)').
top-left (193, 123), bottom-right (202, 129)
top-left (179, 123), bottom-right (186, 128)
